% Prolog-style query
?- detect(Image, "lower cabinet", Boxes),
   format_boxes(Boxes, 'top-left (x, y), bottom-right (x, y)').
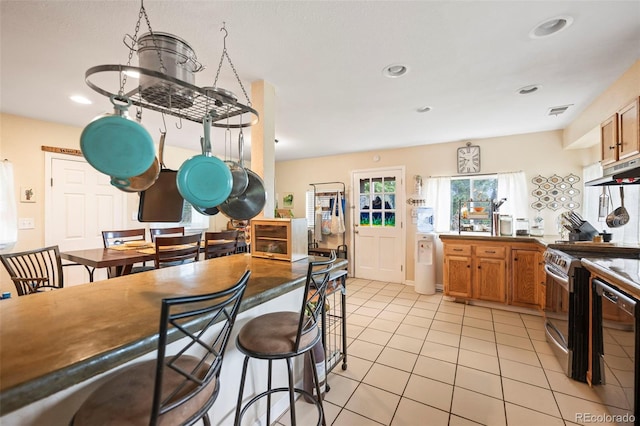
top-left (443, 248), bottom-right (472, 298)
top-left (443, 239), bottom-right (544, 310)
top-left (511, 248), bottom-right (542, 308)
top-left (474, 254), bottom-right (507, 303)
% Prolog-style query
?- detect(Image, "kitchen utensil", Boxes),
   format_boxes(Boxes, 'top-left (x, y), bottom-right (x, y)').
top-left (176, 115), bottom-right (233, 209)
top-left (132, 32), bottom-right (204, 109)
top-left (597, 187), bottom-right (609, 220)
top-left (194, 205), bottom-right (219, 216)
top-left (111, 132), bottom-right (164, 192)
top-left (80, 95), bottom-right (155, 179)
top-left (218, 128), bottom-right (266, 220)
top-left (224, 128), bottom-right (248, 198)
top-left (137, 131), bottom-right (184, 222)
top-left (606, 186), bottom-right (630, 228)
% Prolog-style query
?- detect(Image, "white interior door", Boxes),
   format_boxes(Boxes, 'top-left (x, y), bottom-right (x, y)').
top-left (46, 155), bottom-right (125, 284)
top-left (352, 168), bottom-right (405, 283)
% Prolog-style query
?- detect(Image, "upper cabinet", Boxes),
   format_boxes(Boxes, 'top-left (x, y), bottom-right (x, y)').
top-left (601, 97), bottom-right (640, 166)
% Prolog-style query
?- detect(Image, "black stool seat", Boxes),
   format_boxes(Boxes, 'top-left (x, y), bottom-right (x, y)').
top-left (238, 311), bottom-right (319, 356)
top-left (73, 356), bottom-right (217, 426)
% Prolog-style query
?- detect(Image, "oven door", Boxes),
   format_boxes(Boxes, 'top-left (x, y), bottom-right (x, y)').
top-left (592, 278), bottom-right (638, 417)
top-left (544, 264), bottom-right (572, 375)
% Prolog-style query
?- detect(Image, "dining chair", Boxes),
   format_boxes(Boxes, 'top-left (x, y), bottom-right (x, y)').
top-left (150, 226), bottom-right (185, 242)
top-left (0, 245), bottom-right (67, 296)
top-left (71, 271), bottom-right (251, 426)
top-left (101, 228), bottom-right (154, 277)
top-left (204, 230), bottom-right (238, 259)
top-left (235, 252), bottom-right (337, 426)
top-left (154, 233), bottom-right (201, 269)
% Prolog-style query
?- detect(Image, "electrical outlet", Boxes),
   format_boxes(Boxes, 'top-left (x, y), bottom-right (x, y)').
top-left (18, 218), bottom-right (35, 229)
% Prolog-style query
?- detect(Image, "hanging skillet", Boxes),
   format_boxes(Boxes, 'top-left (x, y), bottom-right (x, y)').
top-left (111, 132), bottom-right (162, 192)
top-left (176, 114), bottom-right (233, 209)
top-left (80, 95), bottom-right (155, 180)
top-left (218, 131), bottom-right (267, 220)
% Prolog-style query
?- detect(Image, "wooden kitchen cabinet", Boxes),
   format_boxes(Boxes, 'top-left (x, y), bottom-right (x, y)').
top-left (251, 218), bottom-right (308, 262)
top-left (474, 246), bottom-right (507, 303)
top-left (442, 238), bottom-right (544, 310)
top-left (443, 244), bottom-right (472, 298)
top-left (511, 248), bottom-right (542, 308)
top-left (601, 97), bottom-right (640, 166)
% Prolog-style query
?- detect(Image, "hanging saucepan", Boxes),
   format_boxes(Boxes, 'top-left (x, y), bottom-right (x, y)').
top-left (225, 128), bottom-right (249, 197)
top-left (80, 95), bottom-right (156, 180)
top-left (176, 115), bottom-right (233, 209)
top-left (606, 186), bottom-right (630, 228)
top-left (218, 133), bottom-right (267, 220)
top-left (111, 132), bottom-right (162, 192)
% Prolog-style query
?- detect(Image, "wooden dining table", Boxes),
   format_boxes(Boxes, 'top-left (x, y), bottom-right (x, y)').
top-left (60, 240), bottom-right (237, 282)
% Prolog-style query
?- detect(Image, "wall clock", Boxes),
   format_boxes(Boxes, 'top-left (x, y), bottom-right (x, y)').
top-left (457, 142), bottom-right (481, 174)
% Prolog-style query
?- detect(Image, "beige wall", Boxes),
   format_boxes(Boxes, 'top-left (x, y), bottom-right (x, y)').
top-left (276, 130), bottom-right (600, 283)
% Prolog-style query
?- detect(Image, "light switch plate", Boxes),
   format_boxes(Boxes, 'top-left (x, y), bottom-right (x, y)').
top-left (18, 218), bottom-right (35, 229)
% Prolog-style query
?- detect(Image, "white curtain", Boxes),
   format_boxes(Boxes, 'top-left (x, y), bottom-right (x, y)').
top-left (497, 171), bottom-right (528, 219)
top-left (0, 160), bottom-right (18, 253)
top-left (424, 177), bottom-right (451, 232)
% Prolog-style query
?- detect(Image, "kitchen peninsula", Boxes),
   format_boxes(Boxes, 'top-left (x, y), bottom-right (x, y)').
top-left (0, 254), bottom-right (347, 424)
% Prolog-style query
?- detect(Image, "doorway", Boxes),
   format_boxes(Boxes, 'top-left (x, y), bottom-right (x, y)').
top-left (45, 153), bottom-right (126, 284)
top-left (351, 167), bottom-right (405, 283)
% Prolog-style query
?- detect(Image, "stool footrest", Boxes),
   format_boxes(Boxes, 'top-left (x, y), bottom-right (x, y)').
top-left (237, 386), bottom-right (323, 426)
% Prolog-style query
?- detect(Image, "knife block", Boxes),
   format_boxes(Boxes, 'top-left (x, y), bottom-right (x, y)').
top-left (568, 221), bottom-right (599, 241)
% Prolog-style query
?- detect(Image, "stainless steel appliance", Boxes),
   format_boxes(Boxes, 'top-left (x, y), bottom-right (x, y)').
top-left (543, 248), bottom-right (591, 381)
top-left (591, 278), bottom-right (639, 423)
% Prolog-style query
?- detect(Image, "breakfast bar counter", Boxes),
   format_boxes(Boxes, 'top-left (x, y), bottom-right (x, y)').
top-left (0, 254), bottom-right (347, 416)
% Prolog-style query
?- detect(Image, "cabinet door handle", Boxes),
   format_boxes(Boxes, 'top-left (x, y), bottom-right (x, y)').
top-left (514, 258), bottom-right (518, 261)
top-left (477, 266), bottom-right (481, 269)
top-left (485, 250), bottom-right (496, 254)
top-left (609, 145), bottom-right (616, 150)
top-left (453, 248), bottom-right (463, 252)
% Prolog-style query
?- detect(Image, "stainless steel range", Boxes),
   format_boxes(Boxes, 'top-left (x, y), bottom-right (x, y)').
top-left (543, 248), bottom-right (591, 382)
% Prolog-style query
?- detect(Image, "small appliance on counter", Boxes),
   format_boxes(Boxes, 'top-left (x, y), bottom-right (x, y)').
top-left (560, 211), bottom-right (600, 241)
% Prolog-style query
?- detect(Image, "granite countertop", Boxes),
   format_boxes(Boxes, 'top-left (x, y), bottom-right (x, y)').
top-left (581, 257), bottom-right (640, 300)
top-left (0, 254), bottom-right (348, 414)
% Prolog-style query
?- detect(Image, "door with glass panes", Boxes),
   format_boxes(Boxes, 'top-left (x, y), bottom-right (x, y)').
top-left (352, 168), bottom-right (404, 282)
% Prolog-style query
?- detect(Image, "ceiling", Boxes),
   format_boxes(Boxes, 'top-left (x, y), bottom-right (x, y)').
top-left (1, 1), bottom-right (639, 162)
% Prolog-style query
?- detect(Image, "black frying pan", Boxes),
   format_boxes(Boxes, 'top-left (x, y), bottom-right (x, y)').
top-left (137, 132), bottom-right (184, 222)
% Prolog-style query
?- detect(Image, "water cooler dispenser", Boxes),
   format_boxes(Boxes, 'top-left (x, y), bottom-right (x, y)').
top-left (415, 233), bottom-right (436, 295)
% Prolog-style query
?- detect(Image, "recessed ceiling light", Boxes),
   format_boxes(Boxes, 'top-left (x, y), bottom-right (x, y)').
top-left (416, 106), bottom-right (432, 113)
top-left (516, 84), bottom-right (542, 95)
top-left (382, 64), bottom-right (409, 78)
top-left (123, 70), bottom-right (140, 79)
top-left (529, 15), bottom-right (574, 39)
top-left (70, 95), bottom-right (92, 105)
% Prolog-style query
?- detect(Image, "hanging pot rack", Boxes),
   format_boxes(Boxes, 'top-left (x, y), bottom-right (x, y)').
top-left (84, 1), bottom-right (258, 128)
top-left (85, 64), bottom-right (258, 128)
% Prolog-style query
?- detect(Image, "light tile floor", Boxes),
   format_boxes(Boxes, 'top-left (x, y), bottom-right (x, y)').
top-left (276, 278), bottom-right (624, 426)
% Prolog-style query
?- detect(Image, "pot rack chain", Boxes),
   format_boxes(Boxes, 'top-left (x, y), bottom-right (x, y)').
top-left (120, 0), bottom-right (166, 96)
top-left (213, 23), bottom-right (252, 107)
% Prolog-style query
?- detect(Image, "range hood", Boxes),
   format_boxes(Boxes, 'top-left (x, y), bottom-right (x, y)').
top-left (586, 158), bottom-right (640, 186)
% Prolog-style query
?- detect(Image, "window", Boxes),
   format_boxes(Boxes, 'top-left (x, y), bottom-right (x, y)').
top-left (450, 175), bottom-right (497, 231)
top-left (151, 201), bottom-right (209, 232)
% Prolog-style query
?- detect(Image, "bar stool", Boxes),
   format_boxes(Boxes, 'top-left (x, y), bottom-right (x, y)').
top-left (235, 253), bottom-right (337, 426)
top-left (71, 271), bottom-right (250, 426)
